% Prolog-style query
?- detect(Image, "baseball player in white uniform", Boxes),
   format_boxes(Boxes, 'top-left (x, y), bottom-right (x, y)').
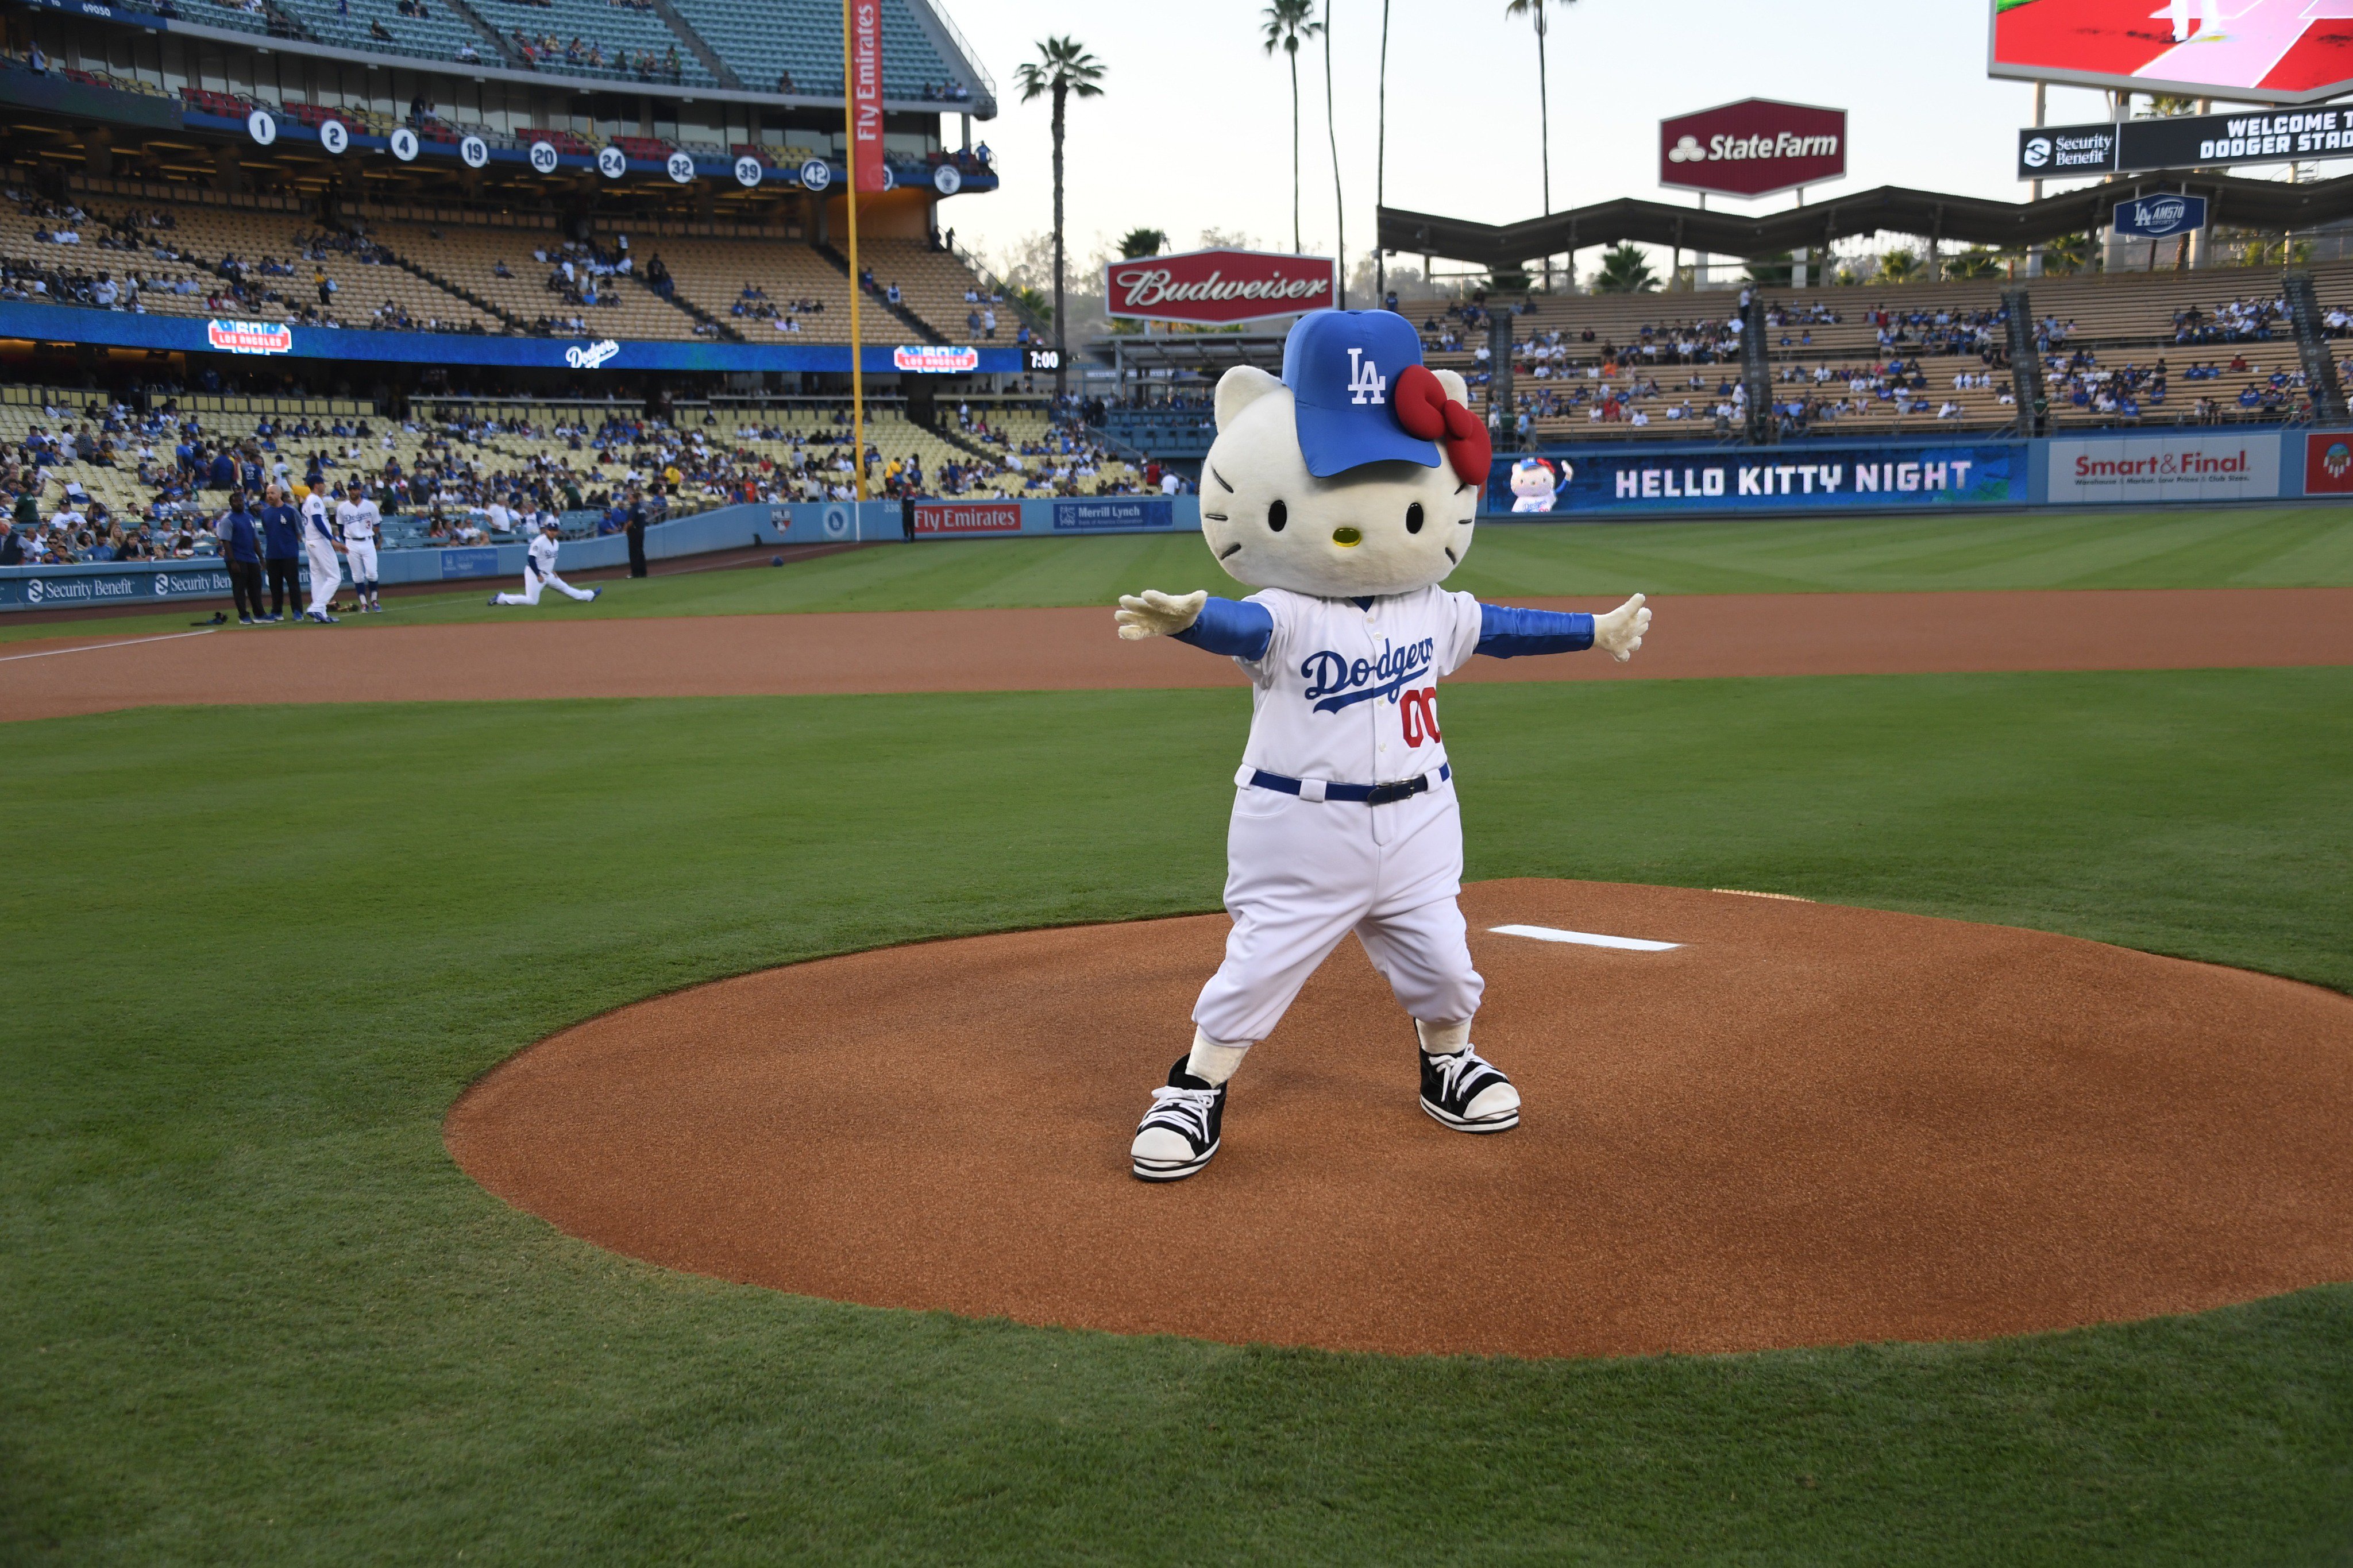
top-left (1113, 310), bottom-right (1650, 1181)
top-left (490, 517), bottom-right (601, 607)
top-left (300, 483), bottom-right (341, 623)
top-left (334, 480), bottom-right (383, 613)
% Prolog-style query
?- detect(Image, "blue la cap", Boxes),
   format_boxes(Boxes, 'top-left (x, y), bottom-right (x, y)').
top-left (1280, 309), bottom-right (1441, 478)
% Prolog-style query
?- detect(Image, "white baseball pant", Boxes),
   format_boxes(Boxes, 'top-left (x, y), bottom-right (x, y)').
top-left (303, 537), bottom-right (341, 616)
top-left (494, 566), bottom-right (596, 605)
top-left (1192, 779), bottom-right (1483, 1045)
top-left (345, 538), bottom-right (378, 589)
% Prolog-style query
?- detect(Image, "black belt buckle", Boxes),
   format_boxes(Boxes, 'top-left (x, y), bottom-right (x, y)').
top-left (1363, 776), bottom-right (1427, 807)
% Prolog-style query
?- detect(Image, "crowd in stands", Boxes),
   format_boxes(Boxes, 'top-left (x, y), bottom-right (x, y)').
top-left (733, 281), bottom-right (827, 331)
top-left (509, 27), bottom-right (681, 79)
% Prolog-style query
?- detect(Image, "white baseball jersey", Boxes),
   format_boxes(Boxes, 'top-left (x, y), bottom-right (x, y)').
top-left (302, 492), bottom-right (333, 541)
top-left (335, 497), bottom-right (380, 543)
top-left (526, 531), bottom-right (561, 577)
top-left (1229, 586), bottom-right (1484, 787)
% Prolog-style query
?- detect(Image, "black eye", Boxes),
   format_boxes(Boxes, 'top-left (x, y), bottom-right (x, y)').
top-left (1405, 502), bottom-right (1425, 534)
top-left (1267, 499), bottom-right (1287, 532)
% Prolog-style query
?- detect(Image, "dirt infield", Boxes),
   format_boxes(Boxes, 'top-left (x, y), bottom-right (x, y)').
top-left (445, 879), bottom-right (2353, 1360)
top-left (5, 586), bottom-right (2352, 721)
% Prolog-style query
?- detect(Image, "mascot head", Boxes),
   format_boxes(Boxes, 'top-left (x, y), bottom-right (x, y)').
top-left (1200, 310), bottom-right (1488, 597)
top-left (1509, 457), bottom-right (1557, 509)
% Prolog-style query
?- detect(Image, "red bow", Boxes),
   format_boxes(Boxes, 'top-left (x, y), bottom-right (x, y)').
top-left (1392, 363), bottom-right (1491, 485)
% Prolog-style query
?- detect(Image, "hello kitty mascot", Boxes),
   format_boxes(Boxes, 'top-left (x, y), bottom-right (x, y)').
top-left (1114, 310), bottom-right (1650, 1181)
top-left (1509, 456), bottom-right (1560, 512)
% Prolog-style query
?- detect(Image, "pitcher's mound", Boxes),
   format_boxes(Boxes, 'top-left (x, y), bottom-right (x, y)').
top-left (446, 880), bottom-right (2353, 1358)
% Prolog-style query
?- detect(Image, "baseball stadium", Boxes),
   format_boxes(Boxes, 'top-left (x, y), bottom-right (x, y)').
top-left (4, 0), bottom-right (2351, 1559)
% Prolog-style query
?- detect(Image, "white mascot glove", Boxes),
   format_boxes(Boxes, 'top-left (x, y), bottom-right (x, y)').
top-left (1114, 588), bottom-right (1208, 642)
top-left (1592, 593), bottom-right (1651, 662)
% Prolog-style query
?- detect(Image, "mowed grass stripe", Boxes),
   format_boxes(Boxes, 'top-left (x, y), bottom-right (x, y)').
top-left (3, 671), bottom-right (2351, 1563)
top-left (8, 504), bottom-right (2353, 646)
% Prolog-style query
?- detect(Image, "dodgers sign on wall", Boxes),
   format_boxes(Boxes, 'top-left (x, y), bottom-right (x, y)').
top-left (527, 140), bottom-right (559, 175)
top-left (597, 145), bottom-right (627, 179)
top-left (389, 126), bottom-right (419, 162)
top-left (799, 157), bottom-right (832, 191)
top-left (460, 135), bottom-right (489, 169)
top-left (319, 118), bottom-right (349, 156)
top-left (247, 109), bottom-right (277, 146)
top-left (2113, 192), bottom-right (2207, 238)
top-left (932, 163), bottom-right (962, 195)
top-left (734, 155), bottom-right (763, 188)
top-left (666, 150), bottom-right (696, 184)
top-left (1658, 98), bottom-right (1846, 198)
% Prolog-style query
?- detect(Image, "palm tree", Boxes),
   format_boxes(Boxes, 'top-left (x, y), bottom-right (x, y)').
top-left (1595, 243), bottom-right (1658, 294)
top-left (1321, 0), bottom-right (1344, 306)
top-left (1876, 248), bottom-right (1923, 284)
top-left (1015, 36), bottom-right (1106, 400)
top-left (1261, 0), bottom-right (1321, 254)
top-left (1117, 227), bottom-right (1168, 260)
top-left (1503, 0), bottom-right (1575, 285)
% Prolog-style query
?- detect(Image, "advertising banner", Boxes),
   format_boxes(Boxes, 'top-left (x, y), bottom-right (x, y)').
top-left (1051, 499), bottom-right (1173, 532)
top-left (1491, 444), bottom-right (2020, 516)
top-left (1990, 0), bottom-right (2353, 104)
top-left (909, 501), bottom-right (1023, 536)
top-left (2112, 192), bottom-right (2205, 238)
top-left (2302, 430), bottom-right (2353, 494)
top-left (1658, 99), bottom-right (1846, 198)
top-left (0, 563), bottom-right (235, 611)
top-left (1104, 248), bottom-right (1337, 325)
top-left (2047, 432), bottom-right (2280, 503)
top-left (2016, 109), bottom-right (2353, 179)
top-left (437, 548), bottom-right (501, 579)
top-left (892, 345), bottom-right (981, 373)
top-left (848, 0), bottom-right (885, 192)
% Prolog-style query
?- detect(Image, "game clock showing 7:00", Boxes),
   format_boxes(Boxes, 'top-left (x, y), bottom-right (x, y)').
top-left (1027, 348), bottom-right (1060, 371)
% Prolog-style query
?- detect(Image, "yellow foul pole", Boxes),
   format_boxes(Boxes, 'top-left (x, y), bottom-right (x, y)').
top-left (841, 0), bottom-right (866, 501)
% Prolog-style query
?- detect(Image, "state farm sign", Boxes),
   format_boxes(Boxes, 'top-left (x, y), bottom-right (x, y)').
top-left (1659, 98), bottom-right (1846, 199)
top-left (1105, 248), bottom-right (1336, 326)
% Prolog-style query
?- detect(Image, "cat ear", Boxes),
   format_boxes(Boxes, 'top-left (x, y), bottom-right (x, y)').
top-left (1214, 365), bottom-right (1287, 434)
top-left (1433, 368), bottom-right (1471, 407)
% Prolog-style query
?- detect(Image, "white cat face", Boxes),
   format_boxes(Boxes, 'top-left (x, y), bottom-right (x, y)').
top-left (1199, 365), bottom-right (1480, 598)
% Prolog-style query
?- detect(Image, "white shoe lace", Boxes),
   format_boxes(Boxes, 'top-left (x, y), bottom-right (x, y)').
top-left (1428, 1046), bottom-right (1498, 1103)
top-left (1141, 1084), bottom-right (1218, 1142)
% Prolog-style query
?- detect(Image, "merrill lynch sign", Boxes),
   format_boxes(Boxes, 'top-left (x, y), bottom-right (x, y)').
top-left (1105, 248), bottom-right (1336, 325)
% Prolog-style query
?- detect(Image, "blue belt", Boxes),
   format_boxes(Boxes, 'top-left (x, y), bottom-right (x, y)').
top-left (1245, 763), bottom-right (1449, 805)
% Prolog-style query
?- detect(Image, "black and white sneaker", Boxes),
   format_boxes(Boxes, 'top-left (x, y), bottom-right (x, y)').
top-left (1131, 1057), bottom-right (1225, 1182)
top-left (1419, 1045), bottom-right (1521, 1133)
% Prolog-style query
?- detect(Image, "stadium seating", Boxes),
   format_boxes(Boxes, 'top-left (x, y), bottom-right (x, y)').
top-left (665, 0), bottom-right (963, 100)
top-left (272, 0), bottom-right (502, 67)
top-left (857, 236), bottom-right (1006, 345)
top-left (646, 233), bottom-right (859, 341)
top-left (469, 0), bottom-right (715, 87)
top-left (376, 220), bottom-right (704, 338)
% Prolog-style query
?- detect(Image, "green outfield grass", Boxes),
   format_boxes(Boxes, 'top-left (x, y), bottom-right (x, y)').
top-left (7, 503), bottom-right (2352, 644)
top-left (6, 668), bottom-right (2351, 1563)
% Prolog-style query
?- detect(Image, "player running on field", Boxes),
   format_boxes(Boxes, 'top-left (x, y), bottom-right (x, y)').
top-left (490, 517), bottom-right (602, 607)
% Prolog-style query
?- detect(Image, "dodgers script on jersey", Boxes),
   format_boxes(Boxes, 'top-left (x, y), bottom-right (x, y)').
top-left (1230, 585), bottom-right (1484, 787)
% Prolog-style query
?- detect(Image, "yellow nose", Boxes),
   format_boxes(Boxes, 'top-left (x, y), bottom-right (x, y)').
top-left (1332, 527), bottom-right (1362, 547)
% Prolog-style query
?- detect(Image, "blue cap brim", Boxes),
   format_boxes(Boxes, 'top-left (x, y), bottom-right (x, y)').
top-left (1292, 401), bottom-right (1441, 479)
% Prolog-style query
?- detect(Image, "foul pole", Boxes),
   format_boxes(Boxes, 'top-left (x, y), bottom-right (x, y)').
top-left (842, 0), bottom-right (867, 501)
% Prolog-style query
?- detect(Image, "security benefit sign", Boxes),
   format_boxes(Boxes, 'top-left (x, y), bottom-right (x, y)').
top-left (2113, 192), bottom-right (2205, 238)
top-left (909, 500), bottom-right (1023, 536)
top-left (1506, 444), bottom-right (2018, 516)
top-left (2046, 432), bottom-right (2280, 503)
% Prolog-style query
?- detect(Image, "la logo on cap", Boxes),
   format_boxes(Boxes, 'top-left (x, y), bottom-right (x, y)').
top-left (1347, 347), bottom-right (1387, 406)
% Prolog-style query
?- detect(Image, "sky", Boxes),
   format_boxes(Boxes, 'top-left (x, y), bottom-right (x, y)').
top-left (929, 0), bottom-right (2333, 288)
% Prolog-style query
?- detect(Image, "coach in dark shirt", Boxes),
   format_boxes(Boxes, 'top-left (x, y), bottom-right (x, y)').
top-left (0, 517), bottom-right (21, 566)
top-left (623, 485), bottom-right (649, 577)
top-left (256, 482), bottom-right (304, 622)
top-left (219, 493), bottom-right (267, 624)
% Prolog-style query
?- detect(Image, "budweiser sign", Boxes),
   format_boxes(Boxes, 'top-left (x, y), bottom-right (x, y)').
top-left (1659, 98), bottom-right (1846, 198)
top-left (1105, 248), bottom-right (1336, 326)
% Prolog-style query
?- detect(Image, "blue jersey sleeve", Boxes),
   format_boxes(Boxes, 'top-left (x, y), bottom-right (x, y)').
top-left (1172, 596), bottom-right (1275, 661)
top-left (1476, 603), bottom-right (1595, 658)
